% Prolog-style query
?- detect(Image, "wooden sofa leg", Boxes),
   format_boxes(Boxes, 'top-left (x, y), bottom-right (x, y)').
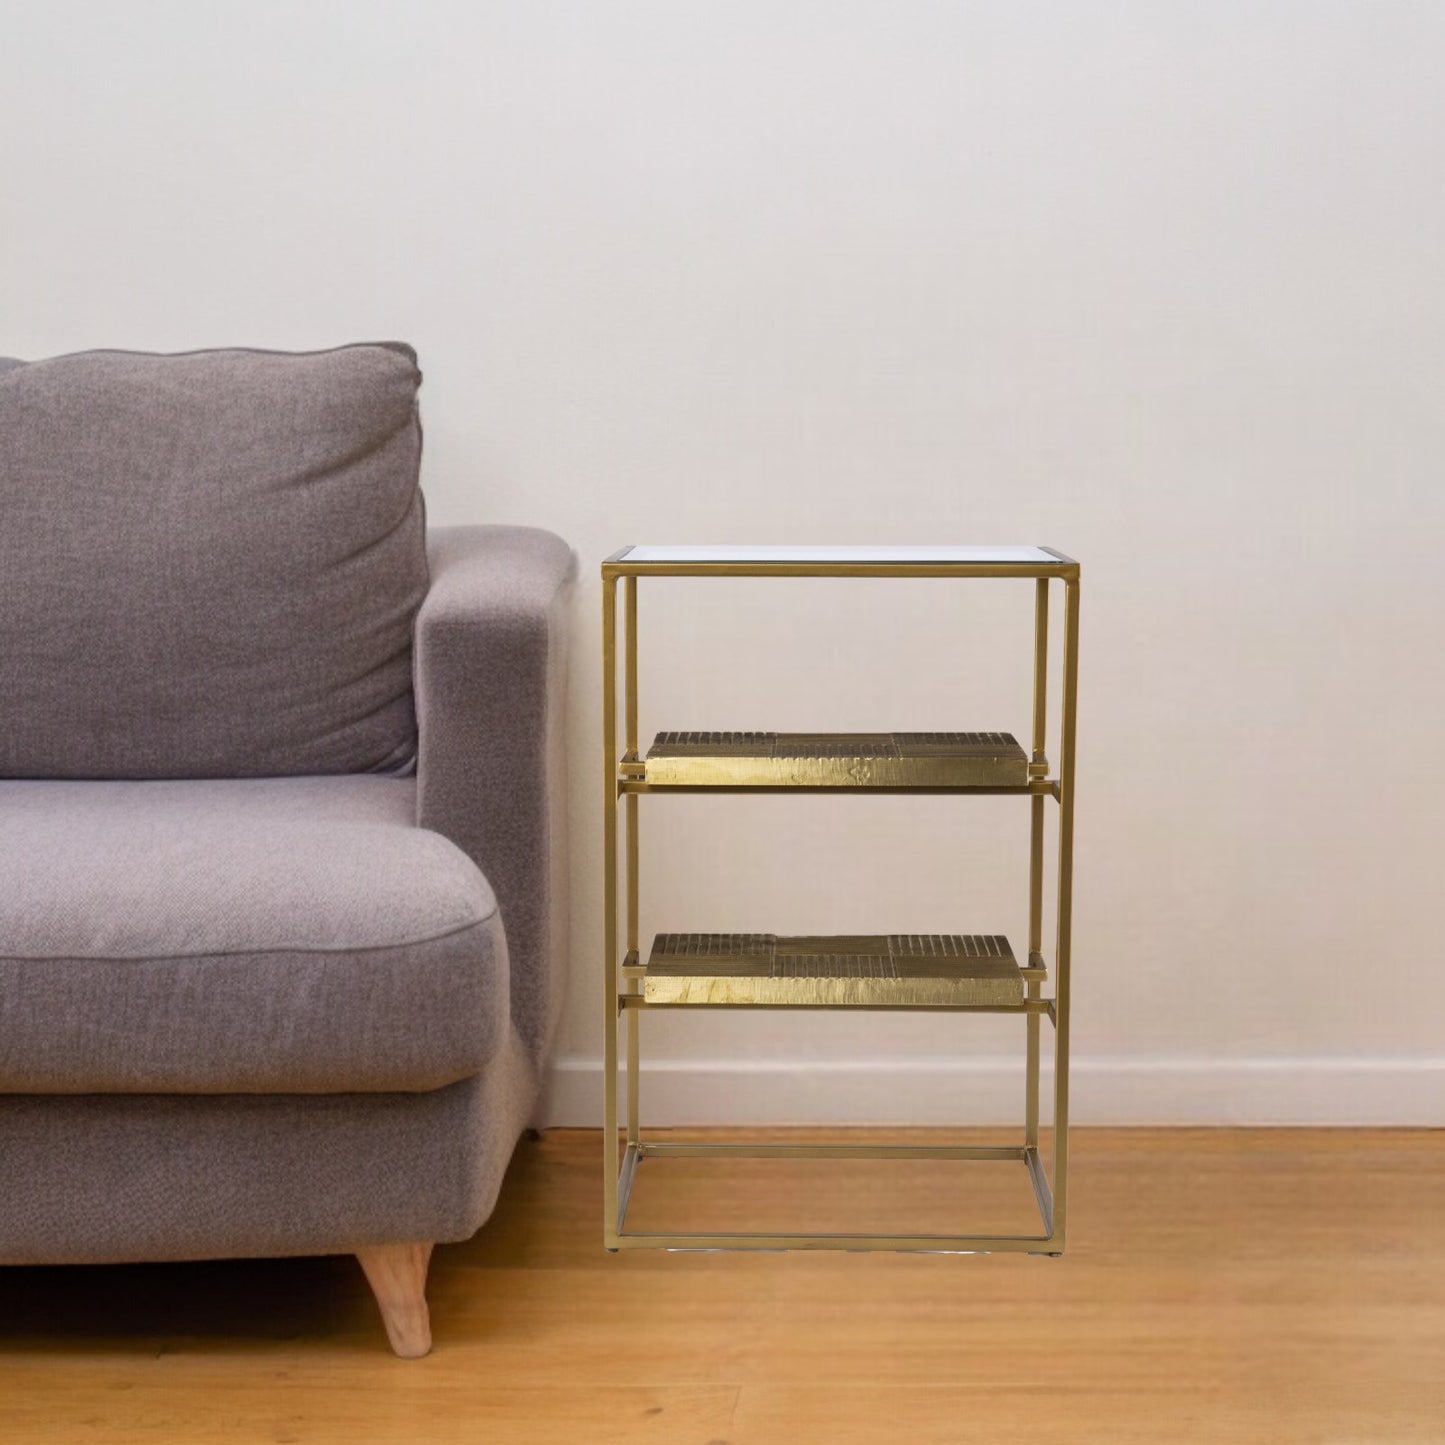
top-left (356, 1243), bottom-right (435, 1358)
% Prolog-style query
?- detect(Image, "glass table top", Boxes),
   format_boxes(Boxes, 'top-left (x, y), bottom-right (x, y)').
top-left (617, 545), bottom-right (1067, 564)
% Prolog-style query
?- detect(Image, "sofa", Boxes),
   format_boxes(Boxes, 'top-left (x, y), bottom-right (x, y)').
top-left (0, 343), bottom-right (573, 1355)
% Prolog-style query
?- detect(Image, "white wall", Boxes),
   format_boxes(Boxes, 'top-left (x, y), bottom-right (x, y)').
top-left (4, 1), bottom-right (1443, 1123)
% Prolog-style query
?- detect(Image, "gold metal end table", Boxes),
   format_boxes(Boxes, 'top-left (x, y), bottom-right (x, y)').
top-left (601, 544), bottom-right (1080, 1253)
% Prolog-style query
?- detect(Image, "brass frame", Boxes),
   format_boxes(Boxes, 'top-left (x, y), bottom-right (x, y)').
top-left (601, 548), bottom-right (1080, 1253)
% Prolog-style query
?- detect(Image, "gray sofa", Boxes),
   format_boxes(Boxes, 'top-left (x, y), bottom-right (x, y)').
top-left (0, 344), bottom-right (573, 1355)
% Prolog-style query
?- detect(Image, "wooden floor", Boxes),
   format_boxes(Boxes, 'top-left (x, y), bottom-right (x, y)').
top-left (2, 1128), bottom-right (1443, 1444)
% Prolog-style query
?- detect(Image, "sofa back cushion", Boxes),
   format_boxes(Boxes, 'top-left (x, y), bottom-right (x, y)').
top-left (0, 344), bottom-right (428, 779)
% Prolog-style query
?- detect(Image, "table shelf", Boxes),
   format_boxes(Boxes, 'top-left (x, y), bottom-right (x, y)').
top-left (632, 730), bottom-right (1028, 788)
top-left (640, 931), bottom-right (1032, 1006)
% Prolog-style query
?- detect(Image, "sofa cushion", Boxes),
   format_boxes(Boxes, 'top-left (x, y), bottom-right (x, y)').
top-left (0, 343), bottom-right (427, 779)
top-left (0, 777), bottom-right (508, 1093)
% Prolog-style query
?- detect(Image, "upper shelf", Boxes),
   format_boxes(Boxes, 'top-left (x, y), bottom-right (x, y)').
top-left (604, 545), bottom-right (1077, 578)
top-left (633, 731), bottom-right (1030, 789)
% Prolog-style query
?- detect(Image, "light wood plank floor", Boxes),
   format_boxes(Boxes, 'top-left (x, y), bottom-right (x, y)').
top-left (2, 1128), bottom-right (1443, 1444)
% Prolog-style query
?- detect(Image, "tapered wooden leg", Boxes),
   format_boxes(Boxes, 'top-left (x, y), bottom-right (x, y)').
top-left (356, 1243), bottom-right (434, 1358)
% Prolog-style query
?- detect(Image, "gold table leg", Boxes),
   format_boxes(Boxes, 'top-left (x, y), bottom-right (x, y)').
top-left (625, 576), bottom-right (641, 1145)
top-left (602, 574), bottom-right (620, 1246)
top-left (1050, 577), bottom-right (1080, 1249)
top-left (1026, 578), bottom-right (1048, 1153)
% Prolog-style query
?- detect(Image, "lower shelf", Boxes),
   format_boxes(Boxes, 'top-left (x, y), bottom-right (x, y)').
top-left (642, 932), bottom-right (1028, 1006)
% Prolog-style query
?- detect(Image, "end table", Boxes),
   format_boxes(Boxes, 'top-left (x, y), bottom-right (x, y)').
top-left (601, 545), bottom-right (1080, 1253)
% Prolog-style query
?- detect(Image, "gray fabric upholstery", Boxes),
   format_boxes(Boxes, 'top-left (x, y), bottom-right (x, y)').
top-left (0, 1028), bottom-right (537, 1263)
top-left (0, 777), bottom-right (508, 1094)
top-left (416, 526), bottom-right (575, 1063)
top-left (0, 344), bottom-right (427, 780)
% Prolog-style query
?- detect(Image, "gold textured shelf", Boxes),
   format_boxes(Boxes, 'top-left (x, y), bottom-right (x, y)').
top-left (643, 933), bottom-right (1026, 1007)
top-left (640, 732), bottom-right (1028, 788)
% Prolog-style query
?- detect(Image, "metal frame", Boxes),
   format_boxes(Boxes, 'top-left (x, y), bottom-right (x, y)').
top-left (601, 548), bottom-right (1080, 1253)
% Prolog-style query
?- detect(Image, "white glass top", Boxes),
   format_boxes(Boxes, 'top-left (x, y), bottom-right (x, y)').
top-left (619, 544), bottom-right (1065, 564)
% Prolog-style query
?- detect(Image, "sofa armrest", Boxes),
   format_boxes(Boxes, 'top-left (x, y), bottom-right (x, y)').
top-left (415, 526), bottom-right (576, 1064)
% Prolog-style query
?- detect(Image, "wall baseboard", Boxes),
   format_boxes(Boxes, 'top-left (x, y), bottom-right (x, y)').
top-left (542, 1054), bottom-right (1445, 1128)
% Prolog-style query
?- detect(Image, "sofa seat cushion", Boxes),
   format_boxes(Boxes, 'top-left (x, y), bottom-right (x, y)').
top-left (0, 777), bottom-right (507, 1094)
